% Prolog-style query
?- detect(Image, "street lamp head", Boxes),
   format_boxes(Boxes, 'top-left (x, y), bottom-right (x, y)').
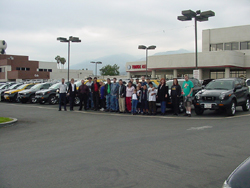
top-left (96, 62), bottom-right (102, 64)
top-left (138, 45), bottom-right (147, 50)
top-left (200, 10), bottom-right (215, 18)
top-left (182, 10), bottom-right (196, 17)
top-left (147, 45), bottom-right (156, 50)
top-left (90, 61), bottom-right (95, 64)
top-left (177, 15), bottom-right (192, 21)
top-left (57, 37), bottom-right (68, 42)
top-left (196, 16), bottom-right (209, 22)
top-left (70, 36), bottom-right (81, 42)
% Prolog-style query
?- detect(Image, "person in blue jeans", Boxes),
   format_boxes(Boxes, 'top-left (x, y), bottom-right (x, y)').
top-left (86, 77), bottom-right (94, 109)
top-left (157, 78), bottom-right (169, 115)
top-left (111, 77), bottom-right (119, 112)
top-left (104, 78), bottom-right (112, 112)
top-left (131, 89), bottom-right (138, 115)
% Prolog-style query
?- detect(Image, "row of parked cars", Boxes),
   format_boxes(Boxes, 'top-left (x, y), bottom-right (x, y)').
top-left (1, 77), bottom-right (250, 116)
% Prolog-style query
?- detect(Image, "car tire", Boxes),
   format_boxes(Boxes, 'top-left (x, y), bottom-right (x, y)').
top-left (48, 95), bottom-right (57, 105)
top-left (226, 100), bottom-right (236, 116)
top-left (194, 106), bottom-right (204, 115)
top-left (29, 94), bottom-right (36, 103)
top-left (242, 97), bottom-right (250, 111)
top-left (14, 94), bottom-right (19, 103)
top-left (74, 96), bottom-right (80, 106)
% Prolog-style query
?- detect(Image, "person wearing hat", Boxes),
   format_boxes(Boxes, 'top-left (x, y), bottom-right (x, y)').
top-left (91, 77), bottom-right (100, 111)
top-left (86, 77), bottom-right (94, 110)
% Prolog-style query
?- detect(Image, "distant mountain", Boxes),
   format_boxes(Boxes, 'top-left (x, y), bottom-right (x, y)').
top-left (71, 53), bottom-right (138, 75)
top-left (71, 49), bottom-right (190, 75)
top-left (153, 49), bottom-right (190, 56)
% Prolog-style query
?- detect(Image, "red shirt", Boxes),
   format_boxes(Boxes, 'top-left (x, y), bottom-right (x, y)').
top-left (94, 83), bottom-right (98, 92)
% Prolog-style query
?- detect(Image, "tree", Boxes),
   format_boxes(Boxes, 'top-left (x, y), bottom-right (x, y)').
top-left (99, 64), bottom-right (120, 76)
top-left (60, 57), bottom-right (66, 69)
top-left (55, 55), bottom-right (61, 69)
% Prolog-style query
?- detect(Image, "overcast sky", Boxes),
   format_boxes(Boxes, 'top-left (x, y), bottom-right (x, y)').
top-left (1, 0), bottom-right (250, 66)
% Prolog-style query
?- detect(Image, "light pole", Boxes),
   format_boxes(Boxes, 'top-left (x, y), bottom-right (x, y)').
top-left (138, 45), bottom-right (156, 78)
top-left (177, 10), bottom-right (215, 70)
top-left (90, 61), bottom-right (102, 77)
top-left (57, 36), bottom-right (81, 82)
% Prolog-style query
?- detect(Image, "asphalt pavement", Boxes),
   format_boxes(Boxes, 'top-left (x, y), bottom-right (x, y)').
top-left (0, 102), bottom-right (250, 188)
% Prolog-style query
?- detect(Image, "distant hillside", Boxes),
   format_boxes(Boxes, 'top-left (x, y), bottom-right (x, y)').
top-left (71, 49), bottom-right (190, 75)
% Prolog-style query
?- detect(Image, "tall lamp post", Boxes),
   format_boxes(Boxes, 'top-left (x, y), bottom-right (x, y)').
top-left (57, 36), bottom-right (81, 82)
top-left (138, 45), bottom-right (156, 78)
top-left (177, 10), bottom-right (215, 70)
top-left (90, 61), bottom-right (102, 77)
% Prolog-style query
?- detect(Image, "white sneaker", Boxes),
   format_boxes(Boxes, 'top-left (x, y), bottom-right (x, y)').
top-left (100, 108), bottom-right (104, 111)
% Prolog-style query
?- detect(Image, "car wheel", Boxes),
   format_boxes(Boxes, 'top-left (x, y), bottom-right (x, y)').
top-left (74, 96), bottom-right (80, 106)
top-left (48, 95), bottom-right (57, 105)
top-left (242, 97), bottom-right (250, 111)
top-left (194, 106), bottom-right (204, 115)
top-left (178, 100), bottom-right (185, 113)
top-left (226, 100), bottom-right (236, 116)
top-left (29, 95), bottom-right (36, 103)
top-left (14, 95), bottom-right (20, 103)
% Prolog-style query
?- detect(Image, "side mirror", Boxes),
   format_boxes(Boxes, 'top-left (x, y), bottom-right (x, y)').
top-left (234, 85), bottom-right (242, 91)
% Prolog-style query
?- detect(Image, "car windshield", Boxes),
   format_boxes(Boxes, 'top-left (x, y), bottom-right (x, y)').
top-left (25, 84), bottom-right (35, 89)
top-left (17, 84), bottom-right (28, 90)
top-left (206, 80), bottom-right (234, 90)
top-left (9, 84), bottom-right (19, 89)
top-left (0, 84), bottom-right (6, 89)
top-left (30, 84), bottom-right (43, 90)
top-left (49, 83), bottom-right (61, 89)
top-left (166, 80), bottom-right (184, 88)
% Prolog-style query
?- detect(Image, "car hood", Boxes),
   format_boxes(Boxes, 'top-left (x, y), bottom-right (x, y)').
top-left (19, 89), bottom-right (36, 94)
top-left (5, 89), bottom-right (21, 94)
top-left (199, 89), bottom-right (230, 97)
top-left (36, 88), bottom-right (56, 94)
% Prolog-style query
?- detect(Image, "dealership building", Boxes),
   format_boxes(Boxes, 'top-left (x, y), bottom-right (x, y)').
top-left (0, 54), bottom-right (93, 82)
top-left (126, 25), bottom-right (250, 80)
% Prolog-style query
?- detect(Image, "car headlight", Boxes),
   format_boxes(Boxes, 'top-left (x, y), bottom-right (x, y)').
top-left (219, 93), bottom-right (226, 100)
top-left (42, 92), bottom-right (46, 95)
top-left (195, 94), bottom-right (201, 99)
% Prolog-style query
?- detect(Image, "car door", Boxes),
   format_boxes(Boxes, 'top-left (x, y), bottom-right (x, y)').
top-left (234, 79), bottom-right (244, 104)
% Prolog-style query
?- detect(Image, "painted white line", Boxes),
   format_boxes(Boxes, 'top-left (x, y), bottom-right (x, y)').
top-left (187, 126), bottom-right (213, 131)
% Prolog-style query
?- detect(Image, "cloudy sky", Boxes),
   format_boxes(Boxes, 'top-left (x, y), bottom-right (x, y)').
top-left (1, 0), bottom-right (250, 67)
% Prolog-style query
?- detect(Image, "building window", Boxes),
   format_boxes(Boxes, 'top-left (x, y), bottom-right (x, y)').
top-left (44, 69), bottom-right (47, 72)
top-left (210, 43), bottom-right (223, 51)
top-left (210, 71), bottom-right (225, 79)
top-left (240, 41), bottom-right (250, 50)
top-left (232, 42), bottom-right (239, 50)
top-left (39, 69), bottom-right (43, 72)
top-left (26, 68), bottom-right (30, 71)
top-left (230, 71), bottom-right (246, 78)
top-left (224, 43), bottom-right (231, 50)
top-left (16, 67), bottom-right (21, 70)
top-left (210, 44), bottom-right (216, 51)
top-left (48, 69), bottom-right (52, 72)
top-left (21, 67), bottom-right (25, 71)
top-left (0, 68), bottom-right (2, 72)
top-left (224, 42), bottom-right (239, 50)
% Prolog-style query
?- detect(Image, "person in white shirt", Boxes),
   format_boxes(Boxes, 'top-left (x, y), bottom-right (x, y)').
top-left (58, 78), bottom-right (67, 111)
top-left (131, 89), bottom-right (138, 115)
top-left (148, 82), bottom-right (157, 115)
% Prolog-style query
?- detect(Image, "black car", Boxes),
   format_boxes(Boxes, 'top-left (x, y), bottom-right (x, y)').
top-left (162, 78), bottom-right (202, 113)
top-left (18, 83), bottom-right (53, 103)
top-left (35, 82), bottom-right (61, 104)
top-left (194, 78), bottom-right (250, 116)
top-left (0, 83), bottom-right (23, 101)
top-left (222, 157), bottom-right (250, 188)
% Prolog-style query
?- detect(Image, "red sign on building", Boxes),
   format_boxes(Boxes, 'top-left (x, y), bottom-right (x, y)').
top-left (132, 65), bottom-right (141, 69)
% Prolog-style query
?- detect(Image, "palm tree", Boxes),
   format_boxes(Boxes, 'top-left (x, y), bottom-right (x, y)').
top-left (60, 57), bottom-right (66, 69)
top-left (55, 55), bottom-right (61, 69)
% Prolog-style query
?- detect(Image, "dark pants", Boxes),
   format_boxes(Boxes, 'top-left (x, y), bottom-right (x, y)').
top-left (100, 98), bottom-right (105, 109)
top-left (148, 101), bottom-right (156, 114)
top-left (69, 92), bottom-right (75, 110)
top-left (59, 93), bottom-right (67, 110)
top-left (93, 91), bottom-right (99, 110)
top-left (79, 93), bottom-right (88, 110)
top-left (172, 96), bottom-right (179, 114)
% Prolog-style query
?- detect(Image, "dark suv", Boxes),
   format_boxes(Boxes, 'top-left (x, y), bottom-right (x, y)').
top-left (194, 78), bottom-right (250, 116)
top-left (18, 83), bottom-right (53, 103)
top-left (163, 78), bottom-right (202, 113)
top-left (35, 82), bottom-right (61, 104)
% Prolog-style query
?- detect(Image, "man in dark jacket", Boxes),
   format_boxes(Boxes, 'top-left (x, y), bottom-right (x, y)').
top-left (68, 78), bottom-right (77, 111)
top-left (104, 78), bottom-right (112, 112)
top-left (78, 80), bottom-right (89, 111)
top-left (117, 79), bottom-right (126, 113)
top-left (91, 77), bottom-right (100, 111)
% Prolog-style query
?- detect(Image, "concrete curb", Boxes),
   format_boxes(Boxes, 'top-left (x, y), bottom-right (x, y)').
top-left (0, 117), bottom-right (18, 127)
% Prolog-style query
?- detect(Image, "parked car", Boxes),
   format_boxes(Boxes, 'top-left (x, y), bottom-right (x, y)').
top-left (18, 83), bottom-right (53, 103)
top-left (202, 78), bottom-right (214, 88)
top-left (246, 78), bottom-right (250, 92)
top-left (159, 78), bottom-right (202, 113)
top-left (4, 83), bottom-right (36, 102)
top-left (35, 82), bottom-right (61, 104)
top-left (222, 157), bottom-right (250, 188)
top-left (194, 78), bottom-right (250, 116)
top-left (0, 83), bottom-right (23, 101)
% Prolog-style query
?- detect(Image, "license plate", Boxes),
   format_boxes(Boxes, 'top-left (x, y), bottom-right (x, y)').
top-left (35, 96), bottom-right (41, 98)
top-left (204, 103), bottom-right (212, 108)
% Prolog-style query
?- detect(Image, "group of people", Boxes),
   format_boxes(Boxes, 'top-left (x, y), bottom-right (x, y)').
top-left (58, 75), bottom-right (194, 117)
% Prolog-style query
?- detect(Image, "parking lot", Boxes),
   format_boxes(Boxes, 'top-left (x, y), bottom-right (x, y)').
top-left (1, 102), bottom-right (250, 188)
